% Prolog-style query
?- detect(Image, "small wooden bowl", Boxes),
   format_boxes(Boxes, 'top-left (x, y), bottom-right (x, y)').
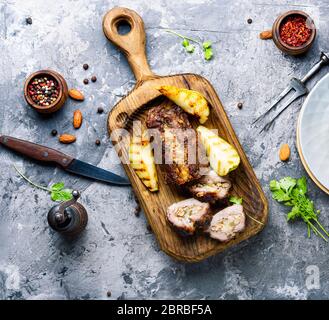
top-left (24, 70), bottom-right (68, 114)
top-left (261, 10), bottom-right (316, 56)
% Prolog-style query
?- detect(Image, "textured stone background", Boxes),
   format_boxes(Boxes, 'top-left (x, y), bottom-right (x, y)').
top-left (1, 0), bottom-right (329, 300)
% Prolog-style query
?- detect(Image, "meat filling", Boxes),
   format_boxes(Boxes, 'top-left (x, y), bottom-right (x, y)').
top-left (188, 170), bottom-right (231, 203)
top-left (208, 204), bottom-right (245, 241)
top-left (167, 198), bottom-right (211, 236)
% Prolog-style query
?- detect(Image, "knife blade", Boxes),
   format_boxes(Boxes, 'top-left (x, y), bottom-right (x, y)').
top-left (0, 135), bottom-right (130, 186)
top-left (66, 159), bottom-right (129, 185)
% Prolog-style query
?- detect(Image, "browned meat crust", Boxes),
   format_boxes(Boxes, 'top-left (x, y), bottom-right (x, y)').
top-left (146, 103), bottom-right (192, 130)
top-left (146, 104), bottom-right (202, 185)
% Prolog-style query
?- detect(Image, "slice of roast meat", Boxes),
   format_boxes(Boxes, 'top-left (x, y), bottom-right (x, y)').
top-left (207, 204), bottom-right (245, 241)
top-left (146, 104), bottom-right (202, 185)
top-left (167, 198), bottom-right (211, 236)
top-left (188, 170), bottom-right (231, 203)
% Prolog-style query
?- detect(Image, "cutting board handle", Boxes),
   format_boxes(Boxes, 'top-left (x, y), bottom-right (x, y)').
top-left (103, 7), bottom-right (156, 83)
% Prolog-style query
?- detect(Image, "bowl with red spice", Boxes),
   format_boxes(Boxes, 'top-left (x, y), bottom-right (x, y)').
top-left (24, 70), bottom-right (68, 114)
top-left (272, 11), bottom-right (316, 55)
top-left (260, 11), bottom-right (316, 56)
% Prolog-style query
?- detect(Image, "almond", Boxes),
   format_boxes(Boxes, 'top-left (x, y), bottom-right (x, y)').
top-left (59, 134), bottom-right (76, 144)
top-left (68, 89), bottom-right (84, 101)
top-left (279, 144), bottom-right (290, 161)
top-left (73, 109), bottom-right (83, 129)
top-left (259, 30), bottom-right (273, 40)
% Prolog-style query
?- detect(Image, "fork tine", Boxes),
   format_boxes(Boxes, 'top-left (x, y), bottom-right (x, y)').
top-left (259, 91), bottom-right (303, 133)
top-left (252, 86), bottom-right (292, 126)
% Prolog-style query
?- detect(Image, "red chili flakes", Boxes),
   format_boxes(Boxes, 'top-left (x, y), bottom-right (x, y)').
top-left (279, 15), bottom-right (312, 47)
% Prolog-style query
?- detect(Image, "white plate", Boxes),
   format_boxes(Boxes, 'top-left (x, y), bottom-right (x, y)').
top-left (297, 73), bottom-right (329, 194)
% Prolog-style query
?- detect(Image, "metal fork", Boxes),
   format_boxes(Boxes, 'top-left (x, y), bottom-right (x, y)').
top-left (253, 52), bottom-right (329, 132)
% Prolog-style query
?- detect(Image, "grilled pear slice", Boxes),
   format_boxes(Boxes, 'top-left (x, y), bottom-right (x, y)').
top-left (129, 131), bottom-right (158, 192)
top-left (197, 126), bottom-right (240, 176)
top-left (157, 85), bottom-right (210, 124)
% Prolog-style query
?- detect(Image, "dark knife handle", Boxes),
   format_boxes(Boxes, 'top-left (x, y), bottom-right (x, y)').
top-left (0, 135), bottom-right (74, 168)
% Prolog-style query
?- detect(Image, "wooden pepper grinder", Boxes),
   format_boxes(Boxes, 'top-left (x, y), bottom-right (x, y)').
top-left (47, 190), bottom-right (88, 236)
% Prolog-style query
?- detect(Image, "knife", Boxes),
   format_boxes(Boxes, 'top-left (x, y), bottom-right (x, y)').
top-left (0, 135), bottom-right (130, 186)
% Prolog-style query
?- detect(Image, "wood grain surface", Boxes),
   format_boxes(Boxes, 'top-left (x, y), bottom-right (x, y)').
top-left (24, 69), bottom-right (69, 114)
top-left (103, 7), bottom-right (268, 262)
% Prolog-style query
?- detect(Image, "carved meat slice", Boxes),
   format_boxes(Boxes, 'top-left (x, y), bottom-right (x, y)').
top-left (167, 198), bottom-right (211, 236)
top-left (208, 204), bottom-right (245, 241)
top-left (146, 104), bottom-right (201, 185)
top-left (188, 170), bottom-right (231, 203)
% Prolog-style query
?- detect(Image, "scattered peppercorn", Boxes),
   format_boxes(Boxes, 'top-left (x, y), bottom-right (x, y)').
top-left (97, 107), bottom-right (104, 114)
top-left (95, 139), bottom-right (101, 146)
top-left (26, 17), bottom-right (32, 25)
top-left (83, 64), bottom-right (89, 70)
top-left (247, 18), bottom-right (253, 24)
top-left (51, 129), bottom-right (58, 136)
top-left (28, 76), bottom-right (60, 107)
top-left (91, 76), bottom-right (97, 82)
top-left (279, 15), bottom-right (311, 47)
top-left (132, 192), bottom-right (141, 217)
top-left (107, 291), bottom-right (112, 297)
top-left (83, 78), bottom-right (89, 85)
top-left (134, 207), bottom-right (140, 217)
top-left (237, 102), bottom-right (243, 109)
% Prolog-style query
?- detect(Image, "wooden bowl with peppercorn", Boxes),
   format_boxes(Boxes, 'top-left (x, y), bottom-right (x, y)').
top-left (260, 10), bottom-right (316, 56)
top-left (24, 70), bottom-right (68, 114)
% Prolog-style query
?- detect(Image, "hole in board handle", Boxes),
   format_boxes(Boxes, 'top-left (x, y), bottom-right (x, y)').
top-left (115, 19), bottom-right (132, 35)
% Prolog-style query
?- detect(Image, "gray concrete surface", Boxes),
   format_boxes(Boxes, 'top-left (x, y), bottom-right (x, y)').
top-left (0, 0), bottom-right (329, 300)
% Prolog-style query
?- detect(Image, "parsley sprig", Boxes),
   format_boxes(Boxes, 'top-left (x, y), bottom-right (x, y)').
top-left (166, 30), bottom-right (214, 60)
top-left (270, 176), bottom-right (329, 241)
top-left (14, 165), bottom-right (73, 202)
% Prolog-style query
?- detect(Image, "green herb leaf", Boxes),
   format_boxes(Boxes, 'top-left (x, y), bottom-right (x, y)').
top-left (229, 196), bottom-right (243, 205)
top-left (204, 48), bottom-right (213, 60)
top-left (269, 180), bottom-right (281, 191)
top-left (270, 179), bottom-right (291, 202)
top-left (14, 165), bottom-right (74, 203)
top-left (182, 38), bottom-right (189, 47)
top-left (278, 177), bottom-right (296, 193)
top-left (287, 206), bottom-right (300, 221)
top-left (51, 189), bottom-right (73, 202)
top-left (202, 41), bottom-right (212, 49)
top-left (166, 30), bottom-right (214, 61)
top-left (51, 182), bottom-right (64, 192)
top-left (51, 183), bottom-right (73, 202)
top-left (185, 44), bottom-right (195, 53)
top-left (270, 176), bottom-right (329, 241)
top-left (271, 189), bottom-right (291, 203)
top-left (297, 177), bottom-right (307, 194)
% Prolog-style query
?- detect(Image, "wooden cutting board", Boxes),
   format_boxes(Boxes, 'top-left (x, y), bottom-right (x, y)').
top-left (103, 7), bottom-right (268, 262)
